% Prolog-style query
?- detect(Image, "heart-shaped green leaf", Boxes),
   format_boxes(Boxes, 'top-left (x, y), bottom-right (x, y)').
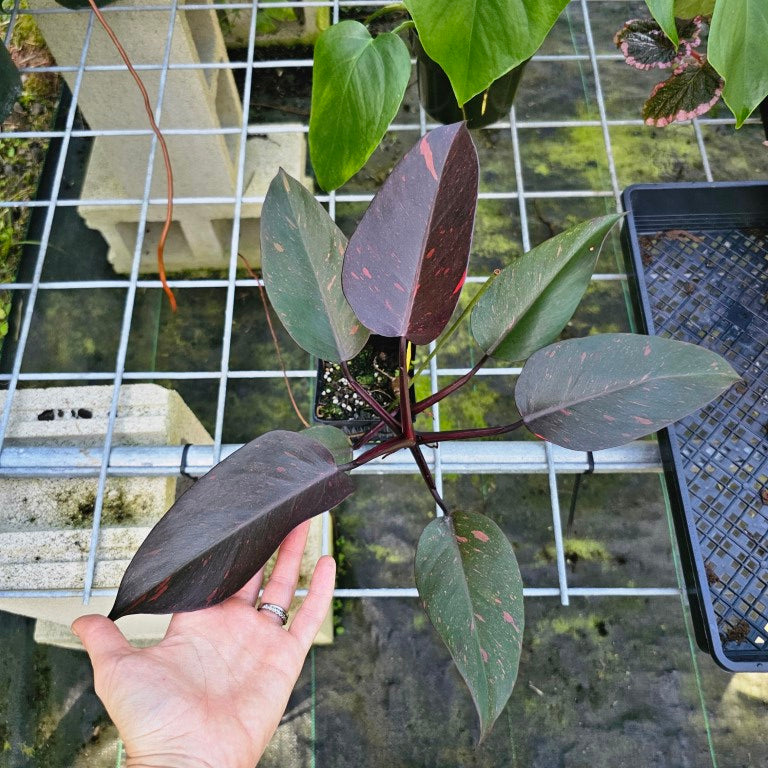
top-left (109, 431), bottom-right (355, 619)
top-left (515, 334), bottom-right (739, 451)
top-left (642, 60), bottom-right (723, 126)
top-left (644, 0), bottom-right (679, 46)
top-left (405, 0), bottom-right (568, 106)
top-left (343, 123), bottom-right (478, 345)
top-left (261, 170), bottom-right (369, 362)
top-left (674, 0), bottom-right (715, 16)
top-left (309, 21), bottom-right (411, 191)
top-left (709, 0), bottom-right (768, 127)
top-left (415, 509), bottom-right (524, 742)
top-left (470, 214), bottom-right (621, 363)
top-left (0, 42), bottom-right (22, 124)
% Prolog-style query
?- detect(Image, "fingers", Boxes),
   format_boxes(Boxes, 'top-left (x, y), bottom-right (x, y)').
top-left (72, 614), bottom-right (132, 667)
top-left (230, 567), bottom-right (264, 607)
top-left (258, 520), bottom-right (311, 621)
top-left (289, 555), bottom-right (336, 652)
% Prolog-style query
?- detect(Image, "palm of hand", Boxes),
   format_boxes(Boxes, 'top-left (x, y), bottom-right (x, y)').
top-left (73, 523), bottom-right (334, 768)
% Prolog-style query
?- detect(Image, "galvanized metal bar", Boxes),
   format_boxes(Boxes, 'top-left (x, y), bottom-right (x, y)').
top-left (580, 0), bottom-right (621, 208)
top-left (210, 0), bottom-right (261, 464)
top-left (0, 440), bottom-right (662, 477)
top-left (0, 11), bottom-right (97, 453)
top-left (0, 586), bottom-right (682, 599)
top-left (545, 442), bottom-right (571, 606)
top-left (4, 114), bottom-right (755, 141)
top-left (81, 0), bottom-right (180, 604)
top-left (693, 119), bottom-right (714, 182)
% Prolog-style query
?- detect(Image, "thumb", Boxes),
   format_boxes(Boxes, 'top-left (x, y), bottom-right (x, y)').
top-left (72, 614), bottom-right (132, 668)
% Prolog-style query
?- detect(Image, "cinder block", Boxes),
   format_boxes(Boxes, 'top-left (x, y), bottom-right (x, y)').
top-left (10, 514), bottom-right (333, 648)
top-left (34, 0), bottom-right (312, 273)
top-left (0, 385), bottom-right (333, 647)
top-left (81, 129), bottom-right (311, 274)
top-left (220, 5), bottom-right (330, 48)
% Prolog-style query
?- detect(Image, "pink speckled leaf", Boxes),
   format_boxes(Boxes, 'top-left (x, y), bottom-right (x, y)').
top-left (614, 17), bottom-right (701, 70)
top-left (643, 60), bottom-right (723, 126)
top-left (109, 431), bottom-right (354, 620)
top-left (342, 123), bottom-right (478, 345)
top-left (415, 509), bottom-right (524, 741)
top-left (261, 170), bottom-right (369, 362)
top-left (515, 333), bottom-right (738, 451)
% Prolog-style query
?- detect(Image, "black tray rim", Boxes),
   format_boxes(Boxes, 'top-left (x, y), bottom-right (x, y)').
top-left (622, 180), bottom-right (768, 673)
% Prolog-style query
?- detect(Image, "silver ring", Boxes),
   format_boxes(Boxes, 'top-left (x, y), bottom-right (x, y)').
top-left (258, 602), bottom-right (289, 626)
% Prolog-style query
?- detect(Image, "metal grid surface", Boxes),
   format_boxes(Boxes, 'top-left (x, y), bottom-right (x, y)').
top-left (0, 1), bottom-right (763, 623)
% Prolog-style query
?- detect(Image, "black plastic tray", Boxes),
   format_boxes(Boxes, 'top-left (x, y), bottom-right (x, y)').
top-left (622, 182), bottom-right (768, 672)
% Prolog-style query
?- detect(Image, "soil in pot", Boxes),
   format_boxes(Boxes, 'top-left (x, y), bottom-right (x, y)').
top-left (313, 335), bottom-right (414, 440)
top-left (412, 34), bottom-right (527, 128)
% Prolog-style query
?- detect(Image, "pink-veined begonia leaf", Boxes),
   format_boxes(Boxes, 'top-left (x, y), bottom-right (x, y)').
top-left (643, 59), bottom-right (723, 126)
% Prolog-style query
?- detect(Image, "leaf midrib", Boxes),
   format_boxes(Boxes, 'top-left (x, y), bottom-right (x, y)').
top-left (131, 458), bottom-right (342, 591)
top-left (284, 181), bottom-right (352, 358)
top-left (523, 366), bottom-right (733, 424)
top-left (439, 516), bottom-right (495, 725)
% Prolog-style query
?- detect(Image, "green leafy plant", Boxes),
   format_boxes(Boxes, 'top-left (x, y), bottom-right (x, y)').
top-left (617, 0), bottom-right (768, 127)
top-left (108, 123), bottom-right (738, 739)
top-left (309, 0), bottom-right (569, 191)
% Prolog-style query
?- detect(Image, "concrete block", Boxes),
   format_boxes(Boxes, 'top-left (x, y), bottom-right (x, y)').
top-left (0, 383), bottom-right (212, 448)
top-left (34, 0), bottom-right (312, 273)
top-left (0, 384), bottom-right (333, 647)
top-left (220, 5), bottom-right (330, 48)
top-left (5, 514), bottom-right (333, 649)
top-left (80, 128), bottom-right (310, 274)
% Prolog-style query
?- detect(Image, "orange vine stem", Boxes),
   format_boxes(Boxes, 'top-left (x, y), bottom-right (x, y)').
top-left (87, 0), bottom-right (177, 311)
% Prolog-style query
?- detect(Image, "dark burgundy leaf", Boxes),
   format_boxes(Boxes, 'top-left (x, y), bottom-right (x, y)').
top-left (614, 17), bottom-right (702, 70)
top-left (643, 60), bottom-right (723, 126)
top-left (109, 431), bottom-right (354, 619)
top-left (342, 122), bottom-right (479, 345)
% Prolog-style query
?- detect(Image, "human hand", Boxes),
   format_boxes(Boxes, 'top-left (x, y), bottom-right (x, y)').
top-left (72, 521), bottom-right (335, 768)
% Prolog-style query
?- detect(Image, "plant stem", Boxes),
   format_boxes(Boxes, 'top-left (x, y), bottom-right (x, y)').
top-left (409, 445), bottom-right (450, 515)
top-left (391, 19), bottom-right (416, 36)
top-left (338, 436), bottom-right (415, 472)
top-left (412, 270), bottom-right (501, 380)
top-left (352, 420), bottom-right (388, 449)
top-left (352, 348), bottom-right (492, 446)
top-left (364, 2), bottom-right (407, 25)
top-left (416, 418), bottom-right (524, 444)
top-left (340, 361), bottom-right (401, 432)
top-left (412, 353), bottom-right (490, 414)
top-left (240, 255), bottom-right (309, 428)
top-left (87, 0), bottom-right (177, 312)
top-left (399, 336), bottom-right (415, 440)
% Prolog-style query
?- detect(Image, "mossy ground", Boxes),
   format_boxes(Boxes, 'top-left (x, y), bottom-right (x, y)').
top-left (0, 10), bottom-right (59, 349)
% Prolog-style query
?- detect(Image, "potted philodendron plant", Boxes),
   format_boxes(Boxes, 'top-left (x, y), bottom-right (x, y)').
top-left (313, 334), bottom-right (416, 439)
top-left (615, 0), bottom-right (768, 128)
top-left (108, 123), bottom-right (738, 740)
top-left (308, 0), bottom-right (571, 191)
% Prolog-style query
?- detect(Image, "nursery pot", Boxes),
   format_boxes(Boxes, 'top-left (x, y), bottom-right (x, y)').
top-left (413, 34), bottom-right (528, 128)
top-left (313, 335), bottom-right (416, 441)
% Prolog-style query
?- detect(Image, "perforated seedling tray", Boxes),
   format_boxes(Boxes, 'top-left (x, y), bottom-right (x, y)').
top-left (622, 182), bottom-right (768, 672)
